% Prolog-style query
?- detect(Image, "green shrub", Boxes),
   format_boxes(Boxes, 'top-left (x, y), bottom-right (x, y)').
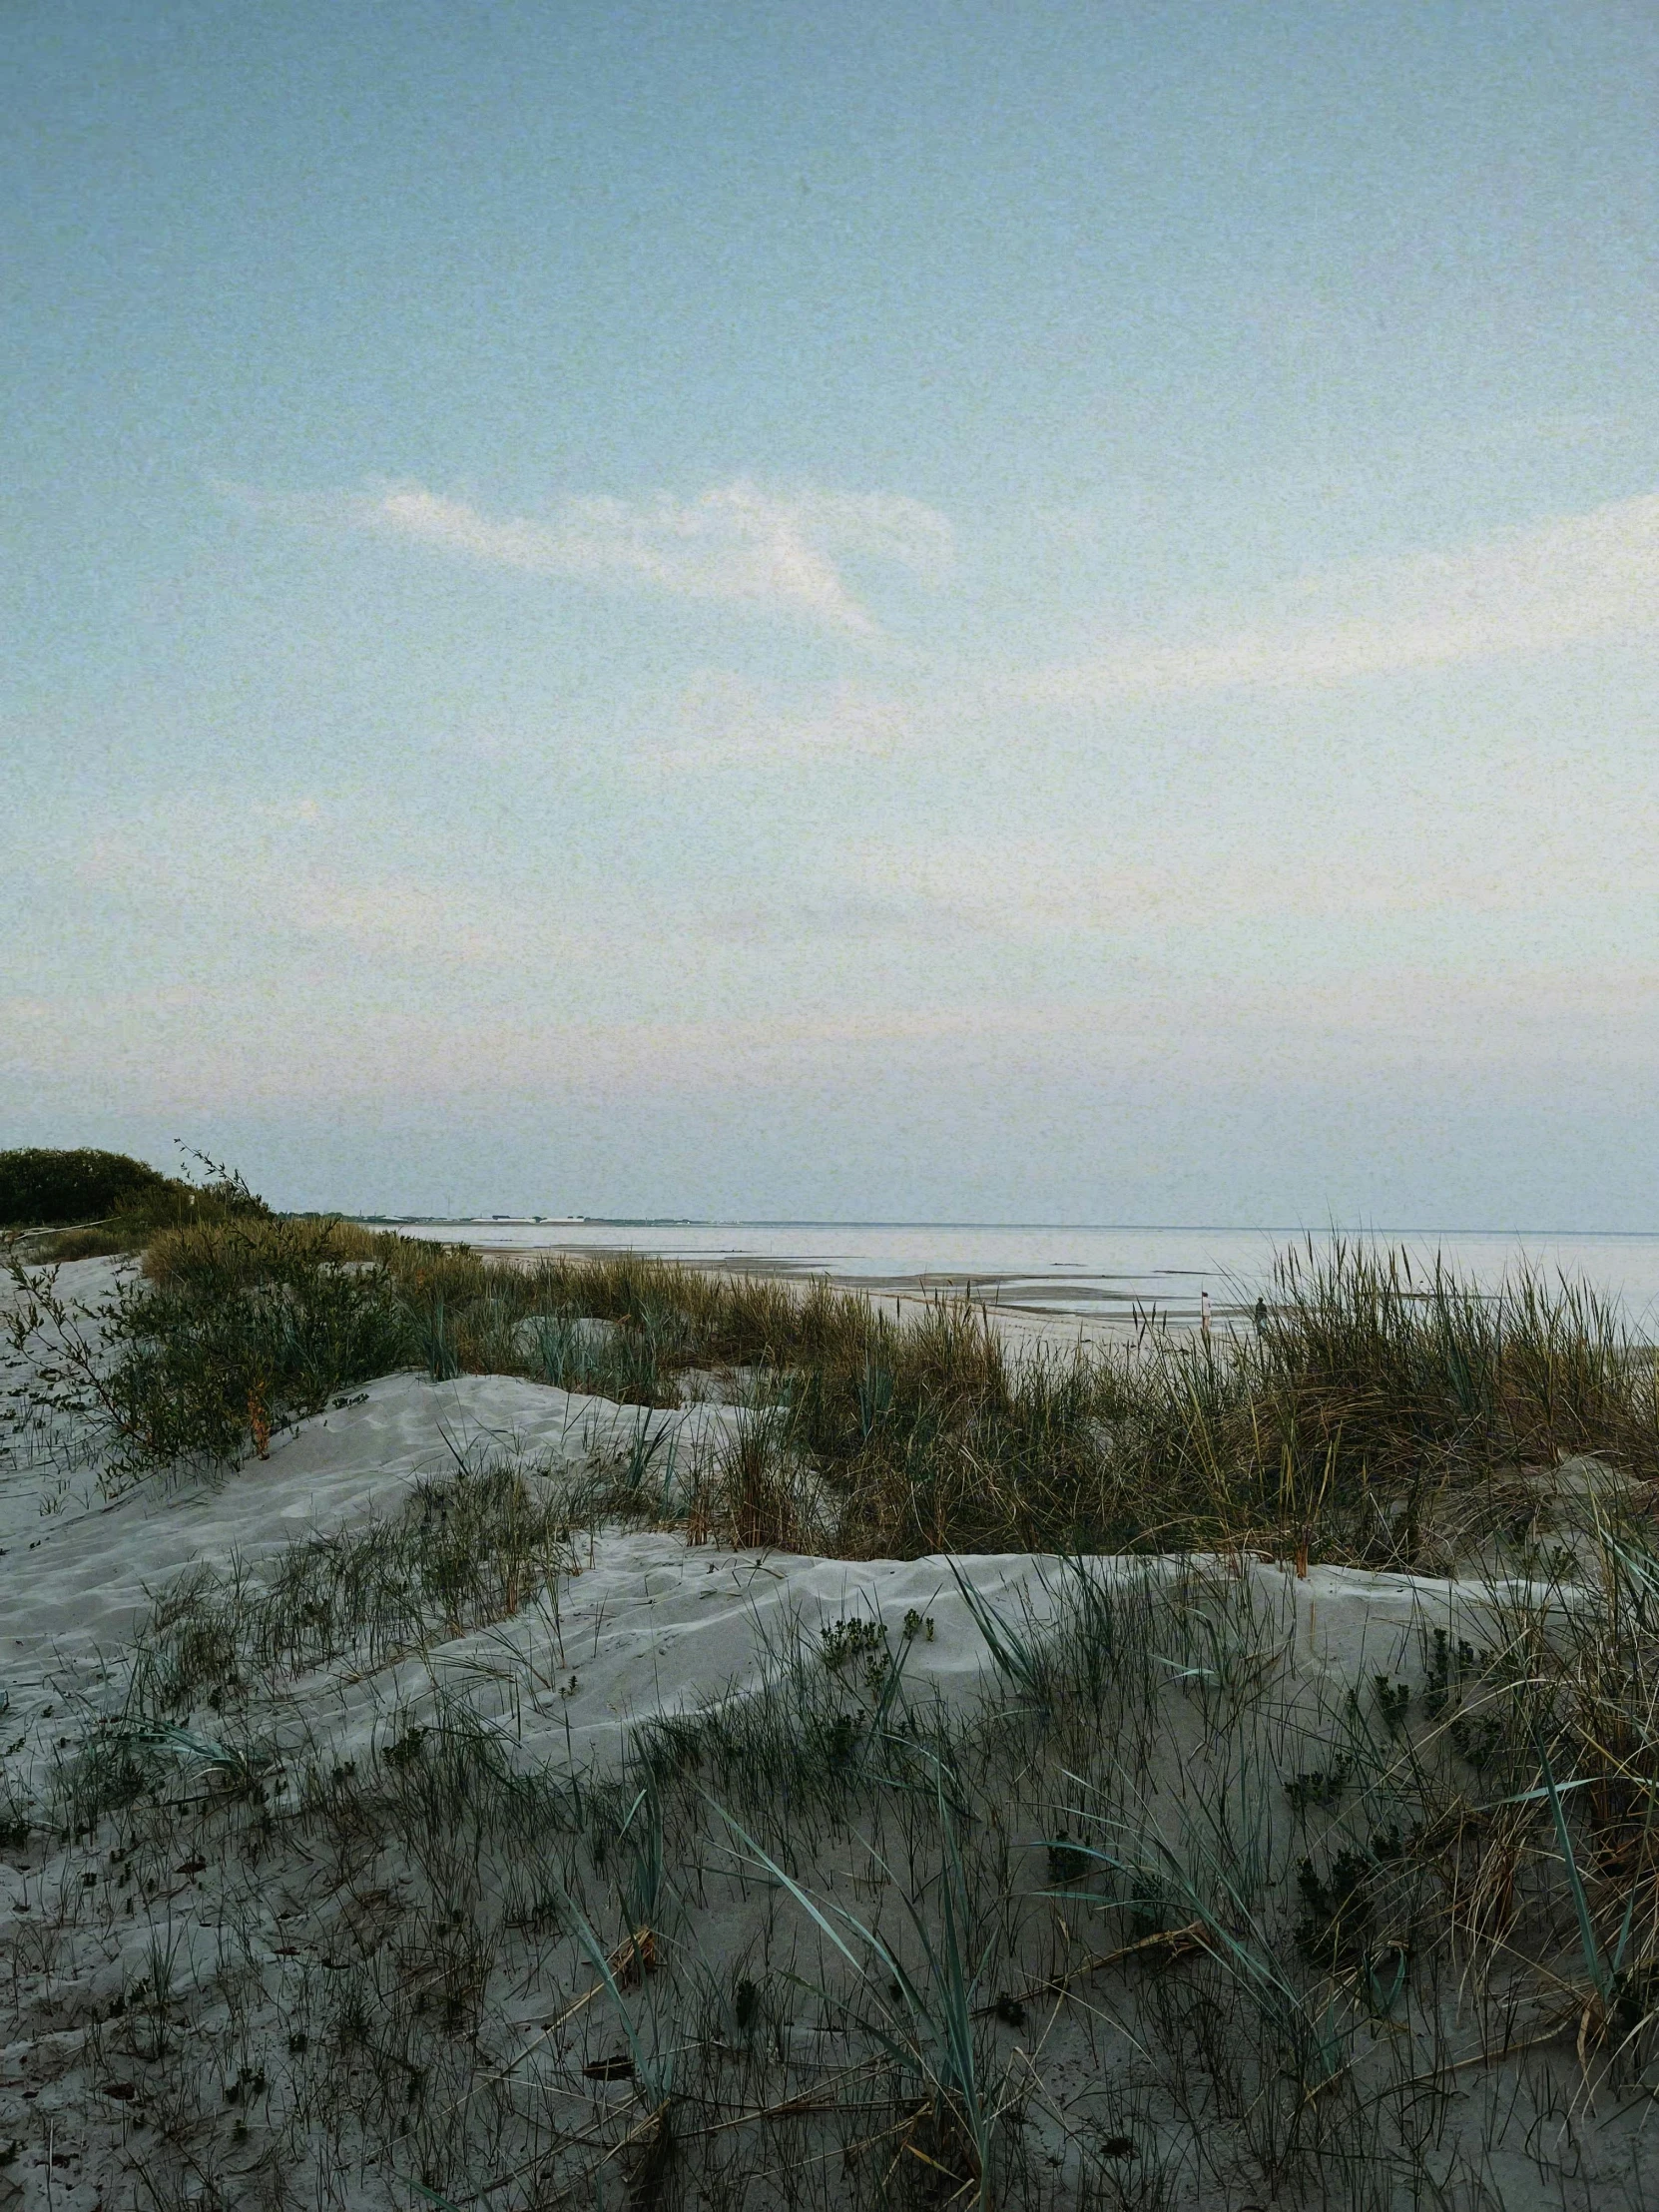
top-left (104, 1216), bottom-right (415, 1471)
top-left (0, 1147), bottom-right (173, 1227)
top-left (3, 1145), bottom-right (274, 1258)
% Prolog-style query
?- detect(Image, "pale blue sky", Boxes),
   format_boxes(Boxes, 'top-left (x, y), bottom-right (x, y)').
top-left (6, 1), bottom-right (1659, 1224)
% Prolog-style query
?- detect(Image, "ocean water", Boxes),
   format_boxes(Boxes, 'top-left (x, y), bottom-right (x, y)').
top-left (392, 1220), bottom-right (1659, 1336)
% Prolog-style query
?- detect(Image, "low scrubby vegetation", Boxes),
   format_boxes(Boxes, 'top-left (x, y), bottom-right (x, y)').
top-left (1, 1145), bottom-right (173, 1232)
top-left (1, 1143), bottom-right (271, 1257)
top-left (10, 1207), bottom-right (1659, 1564)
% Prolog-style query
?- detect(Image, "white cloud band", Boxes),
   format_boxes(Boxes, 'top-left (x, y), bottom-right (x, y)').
top-left (361, 477), bottom-right (953, 634)
top-left (1028, 489), bottom-right (1659, 701)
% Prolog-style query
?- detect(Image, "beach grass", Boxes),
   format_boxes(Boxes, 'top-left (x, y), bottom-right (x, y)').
top-left (17, 1216), bottom-right (1657, 1565)
top-left (15, 1498), bottom-right (1659, 2207)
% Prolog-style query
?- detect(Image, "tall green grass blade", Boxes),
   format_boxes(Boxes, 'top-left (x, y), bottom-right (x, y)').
top-left (1528, 1717), bottom-right (1610, 2005)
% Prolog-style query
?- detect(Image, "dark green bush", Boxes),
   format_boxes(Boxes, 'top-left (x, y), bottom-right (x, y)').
top-left (3, 1146), bottom-right (273, 1258)
top-left (0, 1147), bottom-right (173, 1228)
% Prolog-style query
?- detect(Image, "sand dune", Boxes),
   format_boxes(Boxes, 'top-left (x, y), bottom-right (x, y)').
top-left (0, 1255), bottom-right (1646, 2211)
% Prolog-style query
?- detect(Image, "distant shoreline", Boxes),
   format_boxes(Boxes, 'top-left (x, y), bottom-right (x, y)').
top-left (348, 1215), bottom-right (1659, 1238)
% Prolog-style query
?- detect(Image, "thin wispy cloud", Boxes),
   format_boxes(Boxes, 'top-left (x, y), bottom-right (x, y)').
top-left (1026, 489), bottom-right (1659, 702)
top-left (353, 478), bottom-right (953, 633)
top-left (643, 671), bottom-right (912, 770)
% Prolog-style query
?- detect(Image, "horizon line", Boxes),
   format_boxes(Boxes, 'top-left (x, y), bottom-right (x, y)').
top-left (348, 1215), bottom-right (1659, 1239)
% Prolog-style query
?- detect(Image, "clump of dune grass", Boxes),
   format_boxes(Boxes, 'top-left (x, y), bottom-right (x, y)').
top-left (91, 1214), bottom-right (414, 1476)
top-left (1082, 1237), bottom-right (1659, 1565)
top-left (123, 1457), bottom-right (578, 1717)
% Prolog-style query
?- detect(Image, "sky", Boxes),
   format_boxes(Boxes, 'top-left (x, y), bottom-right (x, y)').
top-left (5, 0), bottom-right (1659, 1227)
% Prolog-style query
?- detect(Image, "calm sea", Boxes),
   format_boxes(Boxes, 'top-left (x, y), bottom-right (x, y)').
top-left (390, 1221), bottom-right (1659, 1337)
